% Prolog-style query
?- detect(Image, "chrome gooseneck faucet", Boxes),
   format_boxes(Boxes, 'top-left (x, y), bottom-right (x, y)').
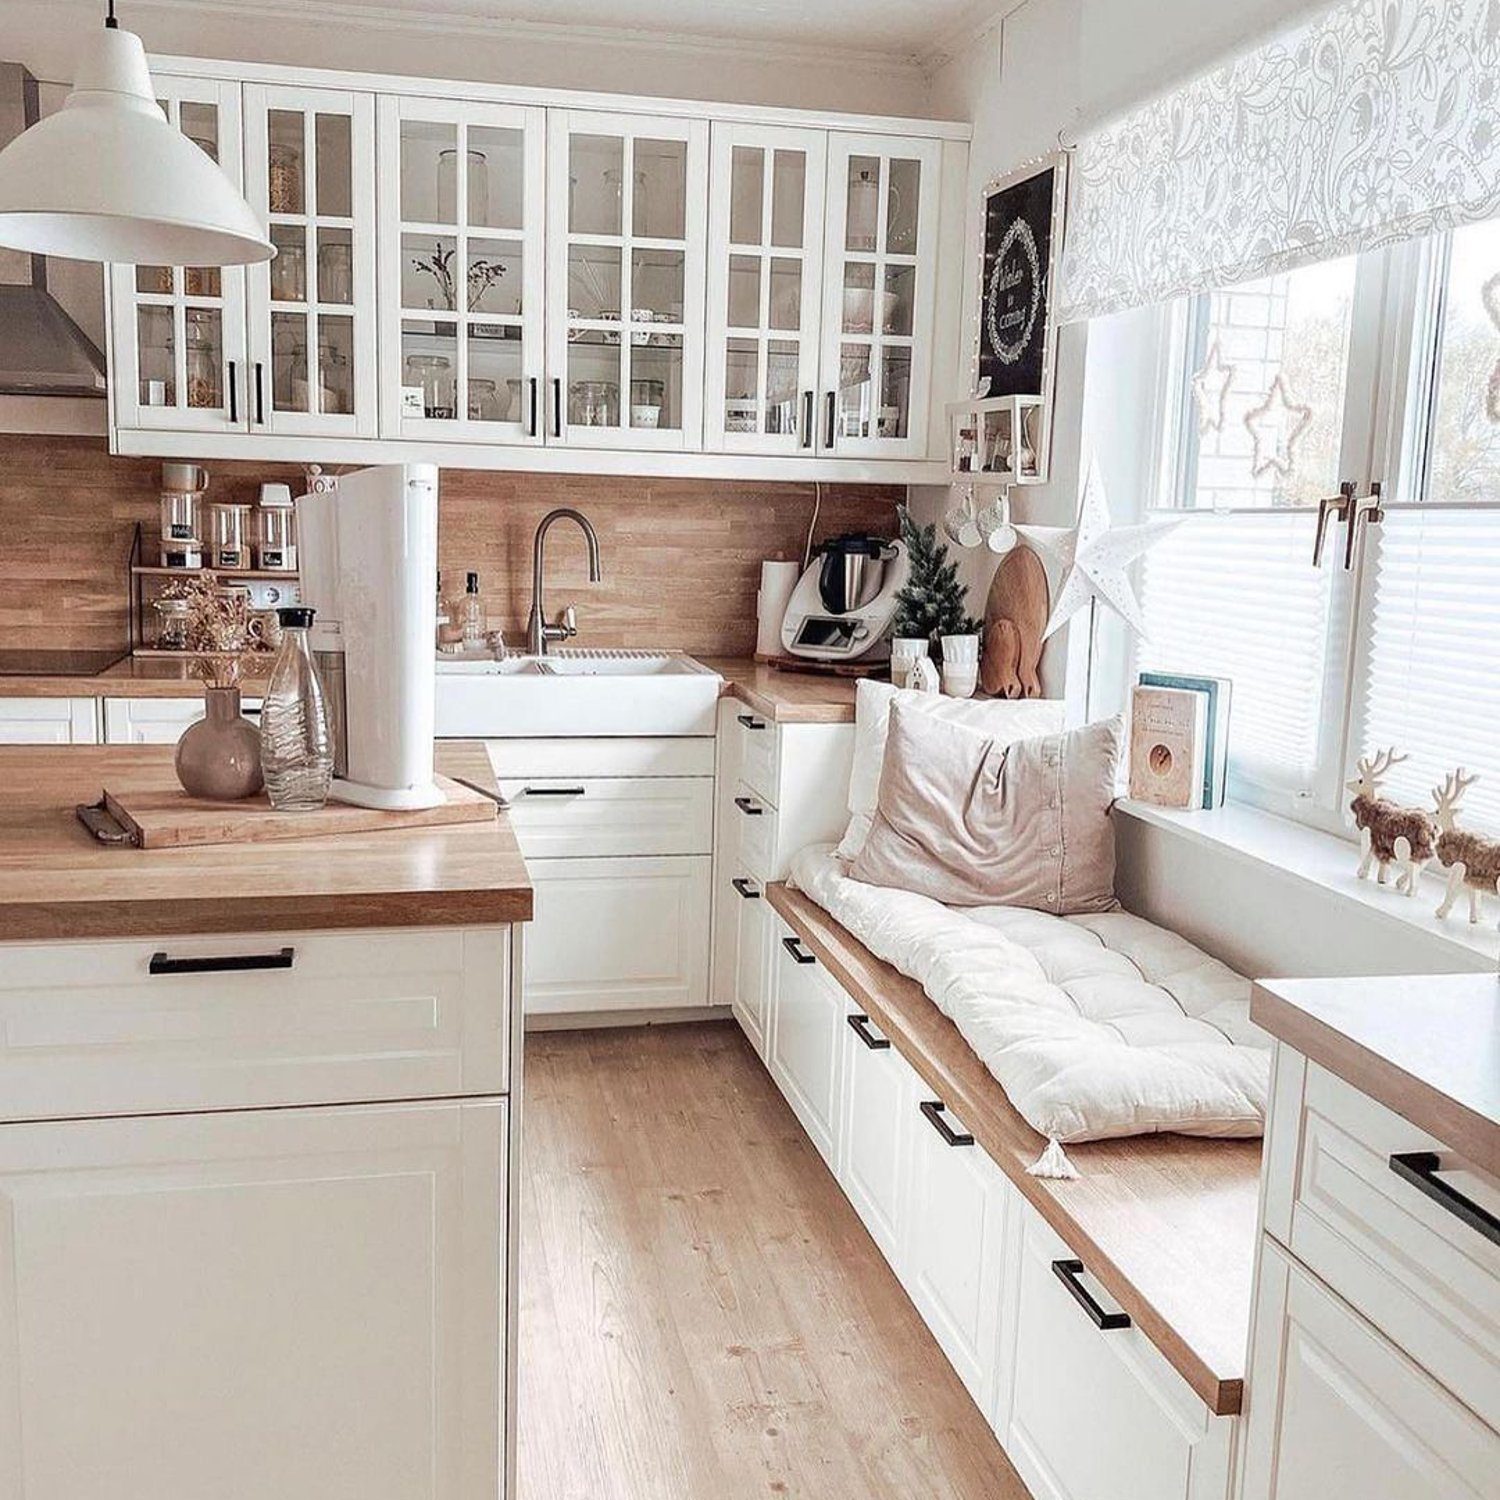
top-left (526, 508), bottom-right (602, 655)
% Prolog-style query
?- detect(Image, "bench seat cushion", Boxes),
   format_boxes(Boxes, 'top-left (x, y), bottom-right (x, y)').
top-left (791, 844), bottom-right (1269, 1145)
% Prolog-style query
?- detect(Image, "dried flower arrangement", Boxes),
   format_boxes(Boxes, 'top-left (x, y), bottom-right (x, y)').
top-left (160, 572), bottom-right (270, 688)
top-left (410, 240), bottom-right (508, 312)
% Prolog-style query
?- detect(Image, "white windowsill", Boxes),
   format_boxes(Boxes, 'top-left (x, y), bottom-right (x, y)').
top-left (1115, 797), bottom-right (1500, 970)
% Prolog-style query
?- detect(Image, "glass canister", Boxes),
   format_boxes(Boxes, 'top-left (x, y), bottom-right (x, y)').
top-left (405, 353), bottom-right (455, 419)
top-left (210, 503), bottom-right (251, 570)
top-left (152, 595), bottom-right (192, 650)
top-left (255, 486), bottom-right (297, 572)
top-left (160, 488), bottom-right (200, 545)
top-left (259, 606), bottom-right (333, 812)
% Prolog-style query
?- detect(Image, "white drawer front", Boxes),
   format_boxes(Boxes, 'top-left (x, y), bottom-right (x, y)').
top-left (524, 856), bottom-right (710, 1016)
top-left (497, 776), bottom-right (713, 858)
top-left (731, 885), bottom-right (772, 1056)
top-left (1286, 1063), bottom-right (1500, 1429)
top-left (486, 736), bottom-right (715, 779)
top-left (0, 697), bottom-right (98, 745)
top-left (838, 1007), bottom-right (915, 1267)
top-left (732, 780), bottom-right (777, 879)
top-left (767, 921), bottom-right (843, 1166)
top-left (0, 928), bottom-right (511, 1120)
top-left (731, 710), bottom-right (780, 807)
top-left (104, 696), bottom-right (262, 745)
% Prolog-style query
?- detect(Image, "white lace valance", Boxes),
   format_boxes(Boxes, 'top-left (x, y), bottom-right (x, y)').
top-left (1057, 0), bottom-right (1500, 323)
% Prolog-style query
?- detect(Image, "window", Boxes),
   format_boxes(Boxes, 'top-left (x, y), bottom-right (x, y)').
top-left (1141, 217), bottom-right (1500, 835)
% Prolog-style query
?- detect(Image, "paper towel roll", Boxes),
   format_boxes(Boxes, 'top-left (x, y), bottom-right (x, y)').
top-left (757, 559), bottom-right (802, 657)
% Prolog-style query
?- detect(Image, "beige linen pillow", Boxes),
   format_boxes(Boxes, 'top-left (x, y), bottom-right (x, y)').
top-left (849, 702), bottom-right (1122, 914)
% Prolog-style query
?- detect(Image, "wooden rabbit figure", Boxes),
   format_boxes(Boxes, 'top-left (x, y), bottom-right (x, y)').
top-left (1431, 769), bottom-right (1500, 924)
top-left (1346, 748), bottom-right (1435, 893)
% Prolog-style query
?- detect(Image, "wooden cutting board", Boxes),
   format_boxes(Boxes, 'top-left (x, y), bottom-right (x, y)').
top-left (980, 546), bottom-right (1050, 699)
top-left (95, 773), bottom-right (497, 850)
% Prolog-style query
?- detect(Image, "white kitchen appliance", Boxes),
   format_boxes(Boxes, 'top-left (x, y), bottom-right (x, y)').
top-left (296, 463), bottom-right (443, 810)
top-left (780, 535), bottom-right (909, 662)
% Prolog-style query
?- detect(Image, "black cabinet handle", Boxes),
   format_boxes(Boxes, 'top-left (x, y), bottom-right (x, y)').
top-left (801, 389), bottom-right (814, 449)
top-left (521, 785), bottom-right (585, 797)
top-left (150, 946), bottom-right (295, 976)
top-left (736, 713), bottom-right (767, 731)
top-left (733, 795), bottom-right (763, 816)
top-left (227, 359), bottom-right (238, 423)
top-left (846, 1013), bottom-right (890, 1051)
top-left (1389, 1151), bottom-right (1500, 1247)
top-left (824, 390), bottom-right (836, 449)
top-left (919, 1099), bottom-right (974, 1147)
top-left (528, 376), bottom-right (539, 437)
top-left (552, 377), bottom-right (563, 437)
top-left (253, 361), bottom-right (265, 424)
top-left (1052, 1259), bottom-right (1131, 1330)
top-left (781, 935), bottom-right (815, 965)
top-left (731, 877), bottom-right (760, 900)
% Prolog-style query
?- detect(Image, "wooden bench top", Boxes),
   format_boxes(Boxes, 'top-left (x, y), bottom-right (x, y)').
top-left (769, 882), bottom-right (1261, 1416)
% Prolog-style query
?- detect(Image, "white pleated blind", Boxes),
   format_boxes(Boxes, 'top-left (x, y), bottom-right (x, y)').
top-left (1139, 512), bottom-right (1337, 794)
top-left (1359, 508), bottom-right (1500, 834)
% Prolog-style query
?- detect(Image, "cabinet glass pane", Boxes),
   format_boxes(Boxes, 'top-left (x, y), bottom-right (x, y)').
top-left (769, 258), bottom-right (801, 331)
top-left (269, 223), bottom-right (307, 302)
top-left (883, 263), bottom-right (915, 336)
top-left (568, 244), bottom-right (621, 320)
top-left (766, 339), bottom-right (800, 435)
top-left (568, 334), bottom-right (621, 427)
top-left (400, 120), bottom-right (456, 224)
top-left (267, 110), bottom-right (305, 215)
top-left (401, 321), bottom-right (457, 418)
top-left (469, 126), bottom-right (524, 230)
top-left (179, 102), bottom-right (219, 162)
top-left (727, 255), bottom-right (760, 330)
top-left (314, 113), bottom-right (352, 218)
top-left (316, 316), bottom-right (354, 415)
top-left (886, 158), bottom-right (921, 254)
top-left (137, 305), bottom-right (175, 407)
top-left (570, 135), bottom-right (623, 236)
top-left (770, 150), bottom-right (806, 249)
top-left (403, 233), bottom-right (459, 311)
top-left (136, 266), bottom-right (174, 295)
top-left (880, 348), bottom-right (911, 439)
top-left (316, 226), bottom-right (353, 304)
top-left (725, 337), bottom-right (758, 432)
top-left (468, 326), bottom-right (523, 422)
top-left (183, 266), bottom-right (221, 298)
top-left (730, 146), bottom-right (764, 246)
top-left (635, 139), bottom-right (686, 240)
top-left (271, 309), bottom-right (310, 413)
top-left (632, 334), bottom-right (682, 430)
top-left (845, 157), bottom-right (881, 253)
top-left (468, 237), bottom-right (523, 316)
top-left (632, 248), bottom-right (683, 323)
top-left (842, 261), bottom-right (878, 334)
top-left (184, 308), bottom-right (222, 410)
top-left (838, 343), bottom-right (873, 439)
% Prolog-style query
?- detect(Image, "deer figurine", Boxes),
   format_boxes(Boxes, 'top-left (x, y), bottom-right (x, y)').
top-left (1431, 769), bottom-right (1500, 924)
top-left (1346, 748), bottom-right (1435, 894)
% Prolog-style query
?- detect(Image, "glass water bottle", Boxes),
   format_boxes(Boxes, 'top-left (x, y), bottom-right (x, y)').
top-left (260, 606), bottom-right (333, 811)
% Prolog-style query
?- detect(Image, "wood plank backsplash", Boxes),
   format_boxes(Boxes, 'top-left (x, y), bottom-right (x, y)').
top-left (0, 435), bottom-right (901, 655)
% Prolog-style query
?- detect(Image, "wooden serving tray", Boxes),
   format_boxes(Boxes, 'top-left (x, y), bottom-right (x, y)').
top-left (84, 773), bottom-right (496, 850)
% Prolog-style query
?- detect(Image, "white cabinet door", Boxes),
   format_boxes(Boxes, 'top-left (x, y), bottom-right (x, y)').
top-left (767, 921), bottom-right (843, 1166)
top-left (378, 96), bottom-right (547, 444)
top-left (901, 1089), bottom-right (1010, 1413)
top-left (0, 697), bottom-right (98, 744)
top-left (731, 876), bottom-right (771, 1055)
top-left (107, 76), bottom-right (249, 436)
top-left (837, 1005), bottom-right (914, 1267)
top-left (704, 123), bottom-right (827, 455)
top-left (243, 84), bottom-right (378, 438)
top-left (103, 696), bottom-right (262, 745)
top-left (0, 1098), bottom-right (506, 1500)
top-left (546, 109), bottom-right (708, 452)
top-left (817, 132), bottom-right (942, 461)
top-left (1240, 1241), bottom-right (1498, 1500)
top-left (709, 699), bottom-right (745, 1013)
top-left (524, 854), bottom-right (710, 1016)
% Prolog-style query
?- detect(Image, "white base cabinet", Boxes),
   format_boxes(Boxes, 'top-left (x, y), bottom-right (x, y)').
top-left (0, 697), bottom-right (98, 744)
top-left (103, 695), bottom-right (263, 745)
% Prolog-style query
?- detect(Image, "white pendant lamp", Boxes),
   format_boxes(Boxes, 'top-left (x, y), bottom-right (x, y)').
top-left (0, 3), bottom-right (273, 266)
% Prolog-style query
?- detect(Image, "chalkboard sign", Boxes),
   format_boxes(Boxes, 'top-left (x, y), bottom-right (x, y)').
top-left (975, 154), bottom-right (1067, 401)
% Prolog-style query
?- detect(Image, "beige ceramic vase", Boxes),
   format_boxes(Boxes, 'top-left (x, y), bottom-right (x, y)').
top-left (174, 686), bottom-right (265, 800)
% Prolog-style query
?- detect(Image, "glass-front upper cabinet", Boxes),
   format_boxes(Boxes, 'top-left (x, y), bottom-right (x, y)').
top-left (243, 85), bottom-right (376, 438)
top-left (546, 111), bottom-right (708, 451)
top-left (705, 124), bottom-right (827, 455)
top-left (818, 133), bottom-right (942, 461)
top-left (108, 78), bottom-right (248, 434)
top-left (378, 97), bottom-right (546, 443)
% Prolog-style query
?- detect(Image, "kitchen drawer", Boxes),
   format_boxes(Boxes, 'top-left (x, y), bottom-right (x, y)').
top-left (732, 778), bottom-right (778, 879)
top-left (767, 918), bottom-right (844, 1167)
top-left (730, 708), bottom-right (780, 806)
top-left (731, 879), bottom-right (772, 1058)
top-left (838, 1005), bottom-right (915, 1268)
top-left (496, 775), bottom-right (713, 858)
top-left (104, 696), bottom-right (263, 745)
top-left (486, 736), bottom-right (715, 780)
top-left (0, 927), bottom-right (511, 1121)
top-left (1280, 1060), bottom-right (1500, 1429)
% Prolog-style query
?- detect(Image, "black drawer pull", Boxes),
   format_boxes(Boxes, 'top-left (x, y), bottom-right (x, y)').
top-left (150, 947), bottom-right (295, 976)
top-left (733, 795), bottom-right (763, 816)
top-left (919, 1099), bottom-right (974, 1146)
top-left (846, 1013), bottom-right (890, 1051)
top-left (781, 935), bottom-right (815, 965)
top-left (737, 713), bottom-right (767, 731)
top-left (1052, 1259), bottom-right (1131, 1330)
top-left (227, 358), bottom-right (238, 423)
top-left (521, 785), bottom-right (585, 796)
top-left (731, 877), bottom-right (760, 900)
top-left (1389, 1151), bottom-right (1500, 1247)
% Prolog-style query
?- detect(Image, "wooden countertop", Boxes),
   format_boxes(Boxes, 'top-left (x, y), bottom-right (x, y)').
top-left (0, 742), bottom-right (531, 941)
top-left (769, 881), bottom-right (1260, 1416)
top-left (1252, 974), bottom-right (1500, 1177)
top-left (0, 657), bottom-right (270, 699)
top-left (705, 657), bottom-right (862, 724)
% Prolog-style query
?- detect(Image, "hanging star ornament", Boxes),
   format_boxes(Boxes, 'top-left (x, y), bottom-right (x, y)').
top-left (1191, 339), bottom-right (1235, 434)
top-left (1483, 271), bottom-right (1500, 424)
top-left (1243, 374), bottom-right (1313, 479)
top-left (1014, 456), bottom-right (1183, 641)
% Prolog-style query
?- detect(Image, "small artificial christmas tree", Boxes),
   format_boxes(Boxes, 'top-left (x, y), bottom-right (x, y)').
top-left (891, 504), bottom-right (981, 648)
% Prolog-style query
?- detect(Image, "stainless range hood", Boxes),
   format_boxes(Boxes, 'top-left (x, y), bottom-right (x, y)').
top-left (0, 62), bottom-right (106, 397)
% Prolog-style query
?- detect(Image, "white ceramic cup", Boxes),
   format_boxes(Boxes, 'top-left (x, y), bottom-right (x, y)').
top-left (942, 663), bottom-right (978, 698)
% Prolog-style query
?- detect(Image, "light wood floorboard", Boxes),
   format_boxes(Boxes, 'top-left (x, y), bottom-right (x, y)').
top-left (517, 1020), bottom-right (1029, 1500)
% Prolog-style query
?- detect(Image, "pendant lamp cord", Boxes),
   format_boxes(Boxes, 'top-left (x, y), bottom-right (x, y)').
top-left (105, 0), bottom-right (118, 29)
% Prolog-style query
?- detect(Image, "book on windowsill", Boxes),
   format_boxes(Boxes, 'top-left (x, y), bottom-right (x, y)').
top-left (1129, 684), bottom-right (1210, 810)
top-left (1137, 671), bottom-right (1232, 809)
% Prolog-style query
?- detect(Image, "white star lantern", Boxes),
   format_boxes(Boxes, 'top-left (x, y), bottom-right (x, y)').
top-left (1191, 339), bottom-right (1234, 434)
top-left (1015, 457), bottom-right (1182, 641)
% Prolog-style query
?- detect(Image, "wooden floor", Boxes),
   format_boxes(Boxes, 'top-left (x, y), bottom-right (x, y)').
top-left (517, 1021), bottom-right (1028, 1500)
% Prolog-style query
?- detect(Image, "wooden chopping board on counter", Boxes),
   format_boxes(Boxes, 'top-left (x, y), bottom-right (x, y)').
top-left (84, 773), bottom-right (497, 850)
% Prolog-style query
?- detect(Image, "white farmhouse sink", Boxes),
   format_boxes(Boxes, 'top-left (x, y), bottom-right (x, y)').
top-left (435, 650), bottom-right (722, 737)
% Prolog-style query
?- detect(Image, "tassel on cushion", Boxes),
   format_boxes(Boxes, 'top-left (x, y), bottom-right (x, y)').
top-left (1027, 1137), bottom-right (1078, 1179)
